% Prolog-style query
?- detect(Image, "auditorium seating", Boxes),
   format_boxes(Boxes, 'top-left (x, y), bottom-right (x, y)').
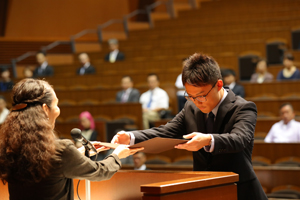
top-left (1, 0), bottom-right (300, 197)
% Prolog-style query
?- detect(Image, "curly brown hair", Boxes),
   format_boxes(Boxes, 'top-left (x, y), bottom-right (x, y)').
top-left (0, 79), bottom-right (60, 183)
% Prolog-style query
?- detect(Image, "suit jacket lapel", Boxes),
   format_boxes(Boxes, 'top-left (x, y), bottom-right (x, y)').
top-left (213, 89), bottom-right (236, 133)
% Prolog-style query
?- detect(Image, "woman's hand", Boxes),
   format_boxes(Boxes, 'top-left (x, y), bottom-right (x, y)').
top-left (112, 145), bottom-right (144, 159)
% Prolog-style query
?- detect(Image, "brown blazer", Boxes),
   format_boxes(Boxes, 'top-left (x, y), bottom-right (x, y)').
top-left (132, 89), bottom-right (267, 200)
top-left (8, 140), bottom-right (121, 200)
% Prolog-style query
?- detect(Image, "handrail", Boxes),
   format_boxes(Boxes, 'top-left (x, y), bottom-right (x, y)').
top-left (9, 0), bottom-right (176, 78)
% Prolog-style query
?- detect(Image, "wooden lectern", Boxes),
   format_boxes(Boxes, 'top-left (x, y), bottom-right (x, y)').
top-left (0, 171), bottom-right (238, 200)
top-left (74, 170), bottom-right (238, 200)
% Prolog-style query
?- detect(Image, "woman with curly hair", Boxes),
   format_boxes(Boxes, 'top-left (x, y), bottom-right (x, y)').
top-left (0, 78), bottom-right (142, 200)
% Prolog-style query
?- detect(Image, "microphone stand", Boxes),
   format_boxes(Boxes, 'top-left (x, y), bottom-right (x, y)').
top-left (84, 146), bottom-right (91, 200)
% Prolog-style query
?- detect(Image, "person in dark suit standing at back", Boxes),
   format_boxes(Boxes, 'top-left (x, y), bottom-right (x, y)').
top-left (76, 53), bottom-right (96, 75)
top-left (116, 76), bottom-right (140, 103)
top-left (33, 51), bottom-right (54, 77)
top-left (222, 69), bottom-right (245, 98)
top-left (112, 53), bottom-right (267, 200)
top-left (105, 39), bottom-right (125, 63)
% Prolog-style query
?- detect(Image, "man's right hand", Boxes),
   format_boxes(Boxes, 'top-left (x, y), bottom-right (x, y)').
top-left (111, 131), bottom-right (130, 145)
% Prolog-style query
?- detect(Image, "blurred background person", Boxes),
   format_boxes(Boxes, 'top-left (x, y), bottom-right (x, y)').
top-left (116, 75), bottom-right (140, 103)
top-left (250, 59), bottom-right (273, 83)
top-left (133, 152), bottom-right (149, 170)
top-left (222, 69), bottom-right (245, 97)
top-left (76, 53), bottom-right (96, 75)
top-left (23, 67), bottom-right (34, 78)
top-left (0, 96), bottom-right (9, 124)
top-left (265, 103), bottom-right (300, 143)
top-left (33, 51), bottom-right (54, 77)
top-left (0, 68), bottom-right (14, 92)
top-left (277, 53), bottom-right (300, 80)
top-left (139, 73), bottom-right (169, 129)
top-left (0, 78), bottom-right (142, 200)
top-left (105, 38), bottom-right (125, 63)
top-left (175, 73), bottom-right (186, 112)
top-left (77, 111), bottom-right (98, 146)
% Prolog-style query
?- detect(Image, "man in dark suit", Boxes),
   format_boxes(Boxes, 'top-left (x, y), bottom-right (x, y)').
top-left (116, 76), bottom-right (140, 103)
top-left (33, 52), bottom-right (54, 77)
top-left (222, 69), bottom-right (245, 98)
top-left (76, 53), bottom-right (96, 75)
top-left (104, 38), bottom-right (125, 63)
top-left (112, 53), bottom-right (267, 200)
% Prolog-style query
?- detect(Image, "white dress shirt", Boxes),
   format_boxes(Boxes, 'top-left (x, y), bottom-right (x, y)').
top-left (134, 164), bottom-right (147, 170)
top-left (121, 88), bottom-right (132, 102)
top-left (228, 82), bottom-right (236, 90)
top-left (79, 62), bottom-right (91, 75)
top-left (175, 74), bottom-right (185, 96)
top-left (109, 50), bottom-right (119, 63)
top-left (264, 119), bottom-right (300, 143)
top-left (0, 108), bottom-right (9, 124)
top-left (139, 87), bottom-right (169, 110)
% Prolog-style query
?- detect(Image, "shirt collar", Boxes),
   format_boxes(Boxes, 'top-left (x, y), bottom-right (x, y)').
top-left (83, 62), bottom-right (90, 68)
top-left (134, 164), bottom-right (147, 170)
top-left (228, 82), bottom-right (236, 90)
top-left (211, 88), bottom-right (228, 117)
top-left (41, 61), bottom-right (48, 69)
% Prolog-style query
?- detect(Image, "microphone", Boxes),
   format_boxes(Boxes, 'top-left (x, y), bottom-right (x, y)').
top-left (71, 128), bottom-right (97, 153)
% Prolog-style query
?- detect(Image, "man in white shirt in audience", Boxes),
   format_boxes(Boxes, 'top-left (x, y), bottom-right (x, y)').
top-left (139, 73), bottom-right (169, 129)
top-left (265, 103), bottom-right (300, 143)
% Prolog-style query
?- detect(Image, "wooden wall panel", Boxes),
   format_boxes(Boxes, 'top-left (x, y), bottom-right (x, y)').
top-left (5, 0), bottom-right (130, 39)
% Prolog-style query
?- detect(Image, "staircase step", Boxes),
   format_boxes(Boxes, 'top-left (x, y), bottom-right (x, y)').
top-left (127, 22), bottom-right (150, 31)
top-left (151, 12), bottom-right (171, 21)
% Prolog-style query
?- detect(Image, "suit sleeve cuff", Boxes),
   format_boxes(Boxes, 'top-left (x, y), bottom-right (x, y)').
top-left (204, 134), bottom-right (215, 153)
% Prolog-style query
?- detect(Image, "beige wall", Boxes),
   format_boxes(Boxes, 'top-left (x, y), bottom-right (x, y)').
top-left (5, 0), bottom-right (130, 40)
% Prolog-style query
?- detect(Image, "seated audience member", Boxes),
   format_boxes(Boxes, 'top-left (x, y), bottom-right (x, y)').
top-left (0, 96), bottom-right (9, 124)
top-left (116, 76), bottom-right (140, 103)
top-left (277, 53), bottom-right (300, 80)
top-left (175, 73), bottom-right (187, 112)
top-left (133, 152), bottom-right (150, 170)
top-left (33, 51), bottom-right (54, 77)
top-left (265, 103), bottom-right (300, 143)
top-left (76, 53), bottom-right (96, 75)
top-left (222, 69), bottom-right (245, 97)
top-left (0, 68), bottom-right (14, 92)
top-left (139, 73), bottom-right (169, 129)
top-left (76, 111), bottom-right (98, 148)
top-left (250, 59), bottom-right (273, 83)
top-left (104, 39), bottom-right (125, 63)
top-left (23, 67), bottom-right (33, 78)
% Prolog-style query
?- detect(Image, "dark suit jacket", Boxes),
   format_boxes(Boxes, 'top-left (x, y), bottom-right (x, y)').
top-left (76, 65), bottom-right (96, 75)
top-left (116, 88), bottom-right (140, 102)
top-left (232, 83), bottom-right (245, 98)
top-left (105, 51), bottom-right (125, 62)
top-left (33, 65), bottom-right (54, 77)
top-left (132, 89), bottom-right (267, 200)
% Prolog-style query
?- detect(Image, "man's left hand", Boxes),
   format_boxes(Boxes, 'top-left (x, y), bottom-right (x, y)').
top-left (175, 132), bottom-right (211, 151)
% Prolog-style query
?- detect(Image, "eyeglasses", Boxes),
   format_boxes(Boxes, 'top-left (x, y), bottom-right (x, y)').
top-left (184, 81), bottom-right (218, 102)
